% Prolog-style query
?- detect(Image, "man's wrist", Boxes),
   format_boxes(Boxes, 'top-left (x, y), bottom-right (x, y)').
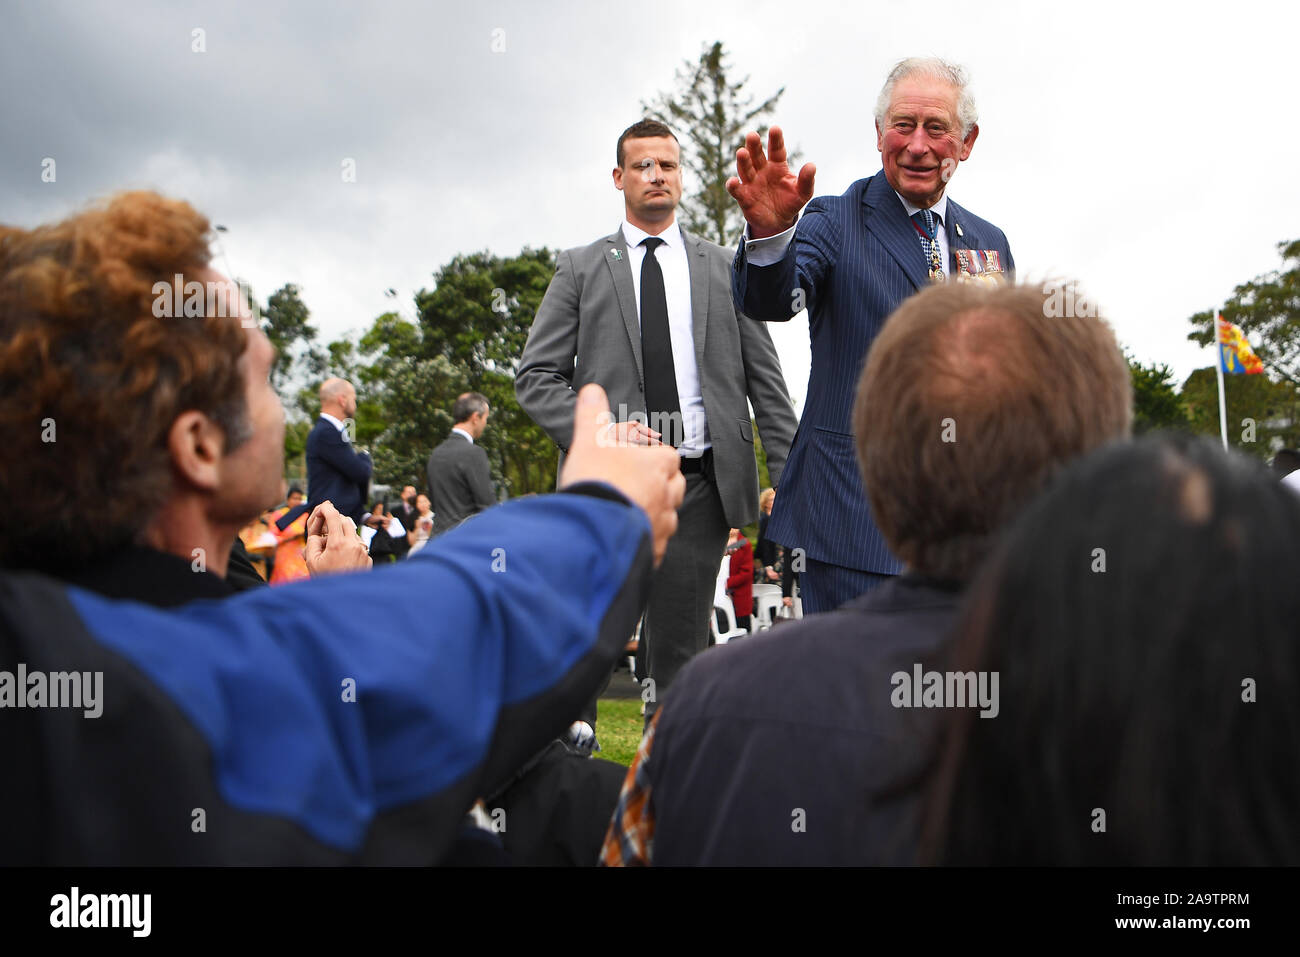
top-left (559, 481), bottom-right (634, 509)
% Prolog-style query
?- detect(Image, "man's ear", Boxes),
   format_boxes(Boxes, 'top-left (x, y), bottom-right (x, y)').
top-left (167, 410), bottom-right (225, 493)
top-left (959, 123), bottom-right (979, 161)
top-left (875, 120), bottom-right (884, 153)
top-left (612, 166), bottom-right (625, 191)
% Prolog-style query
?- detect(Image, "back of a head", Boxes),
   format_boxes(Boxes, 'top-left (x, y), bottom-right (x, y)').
top-left (927, 434), bottom-right (1300, 864)
top-left (0, 192), bottom-right (250, 572)
top-left (853, 281), bottom-right (1132, 581)
top-left (452, 391), bottom-right (489, 425)
top-left (1271, 448), bottom-right (1300, 478)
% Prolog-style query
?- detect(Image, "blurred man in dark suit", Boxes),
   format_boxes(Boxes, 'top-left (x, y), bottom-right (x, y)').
top-left (427, 392), bottom-right (496, 536)
top-left (306, 377), bottom-right (372, 527)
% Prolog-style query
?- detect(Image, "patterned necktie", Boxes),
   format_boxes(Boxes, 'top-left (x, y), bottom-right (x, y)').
top-left (910, 209), bottom-right (945, 282)
top-left (639, 237), bottom-right (682, 448)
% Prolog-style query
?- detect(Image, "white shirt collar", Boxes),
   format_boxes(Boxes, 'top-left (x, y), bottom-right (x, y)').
top-left (320, 412), bottom-right (346, 433)
top-left (452, 427), bottom-right (475, 444)
top-left (622, 216), bottom-right (679, 250)
top-left (895, 191), bottom-right (949, 226)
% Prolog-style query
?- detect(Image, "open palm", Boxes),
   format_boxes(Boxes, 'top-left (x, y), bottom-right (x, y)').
top-left (726, 127), bottom-right (817, 239)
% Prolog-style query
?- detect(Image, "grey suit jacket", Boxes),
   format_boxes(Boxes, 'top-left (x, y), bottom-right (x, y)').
top-left (516, 224), bottom-right (796, 529)
top-left (426, 431), bottom-right (496, 536)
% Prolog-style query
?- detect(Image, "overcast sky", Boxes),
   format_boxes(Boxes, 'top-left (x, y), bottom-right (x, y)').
top-left (5, 0), bottom-right (1298, 413)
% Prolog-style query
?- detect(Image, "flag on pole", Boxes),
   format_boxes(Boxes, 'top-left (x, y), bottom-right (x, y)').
top-left (1217, 316), bottom-right (1264, 375)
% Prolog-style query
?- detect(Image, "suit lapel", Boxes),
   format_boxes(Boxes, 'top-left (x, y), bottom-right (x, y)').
top-left (603, 227), bottom-right (644, 383)
top-left (683, 228), bottom-right (709, 374)
top-left (863, 173), bottom-right (928, 292)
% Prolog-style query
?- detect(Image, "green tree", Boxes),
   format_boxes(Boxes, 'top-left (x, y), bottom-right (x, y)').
top-left (643, 41), bottom-right (787, 245)
top-left (1183, 238), bottom-right (1300, 458)
top-left (261, 283), bottom-right (317, 393)
top-left (1126, 352), bottom-right (1190, 434)
top-left (357, 249), bottom-right (560, 497)
top-left (1187, 239), bottom-right (1300, 387)
top-left (1179, 367), bottom-right (1300, 460)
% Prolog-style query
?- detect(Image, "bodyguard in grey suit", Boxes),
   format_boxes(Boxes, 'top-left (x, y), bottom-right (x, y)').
top-left (516, 120), bottom-right (797, 723)
top-left (427, 392), bottom-right (496, 537)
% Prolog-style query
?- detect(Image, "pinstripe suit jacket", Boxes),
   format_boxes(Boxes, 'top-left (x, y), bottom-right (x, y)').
top-left (732, 171), bottom-right (1014, 575)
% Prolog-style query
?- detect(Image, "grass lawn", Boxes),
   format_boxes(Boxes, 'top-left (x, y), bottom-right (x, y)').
top-left (594, 697), bottom-right (646, 767)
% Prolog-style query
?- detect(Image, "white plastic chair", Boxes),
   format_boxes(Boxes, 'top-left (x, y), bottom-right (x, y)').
top-left (711, 557), bottom-right (748, 645)
top-left (710, 595), bottom-right (748, 645)
top-left (751, 584), bottom-right (783, 632)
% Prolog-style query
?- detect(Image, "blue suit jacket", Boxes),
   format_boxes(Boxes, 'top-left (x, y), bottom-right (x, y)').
top-left (306, 416), bottom-right (372, 525)
top-left (732, 171), bottom-right (1014, 575)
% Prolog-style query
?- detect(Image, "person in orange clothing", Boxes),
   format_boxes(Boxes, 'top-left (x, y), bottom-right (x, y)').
top-left (269, 487), bottom-right (310, 585)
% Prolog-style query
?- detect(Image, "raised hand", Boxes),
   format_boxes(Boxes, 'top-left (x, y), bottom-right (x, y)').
top-left (305, 501), bottom-right (373, 576)
top-left (560, 383), bottom-right (685, 567)
top-left (726, 126), bottom-right (816, 239)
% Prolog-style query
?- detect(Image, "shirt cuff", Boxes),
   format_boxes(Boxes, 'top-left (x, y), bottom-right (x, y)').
top-left (743, 222), bottom-right (797, 266)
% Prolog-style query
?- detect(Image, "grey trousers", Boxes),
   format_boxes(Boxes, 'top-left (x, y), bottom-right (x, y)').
top-left (643, 471), bottom-right (729, 723)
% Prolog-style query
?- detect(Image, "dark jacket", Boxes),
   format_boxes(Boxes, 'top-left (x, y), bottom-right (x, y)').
top-left (426, 430), bottom-right (495, 536)
top-left (306, 416), bottom-right (372, 525)
top-left (0, 487), bottom-right (652, 864)
top-left (646, 574), bottom-right (963, 865)
top-left (755, 512), bottom-right (779, 570)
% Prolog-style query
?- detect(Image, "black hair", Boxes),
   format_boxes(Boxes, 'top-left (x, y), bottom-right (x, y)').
top-left (1271, 448), bottom-right (1300, 478)
top-left (924, 433), bottom-right (1300, 865)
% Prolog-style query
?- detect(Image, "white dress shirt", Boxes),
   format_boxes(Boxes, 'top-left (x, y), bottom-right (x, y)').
top-left (621, 217), bottom-right (710, 456)
top-left (744, 190), bottom-right (951, 275)
top-left (452, 427), bottom-right (475, 444)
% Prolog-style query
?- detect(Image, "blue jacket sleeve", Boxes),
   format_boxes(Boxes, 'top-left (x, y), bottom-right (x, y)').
top-left (731, 199), bottom-right (840, 323)
top-left (62, 487), bottom-right (653, 856)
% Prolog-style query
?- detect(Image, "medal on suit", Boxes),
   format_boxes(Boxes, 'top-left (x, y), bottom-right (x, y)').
top-left (927, 240), bottom-right (945, 283)
top-left (954, 249), bottom-right (1006, 286)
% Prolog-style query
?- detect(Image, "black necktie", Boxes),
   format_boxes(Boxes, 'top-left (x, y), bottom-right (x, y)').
top-left (639, 237), bottom-right (682, 448)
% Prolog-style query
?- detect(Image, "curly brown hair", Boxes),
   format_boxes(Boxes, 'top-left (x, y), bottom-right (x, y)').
top-left (0, 191), bottom-right (252, 572)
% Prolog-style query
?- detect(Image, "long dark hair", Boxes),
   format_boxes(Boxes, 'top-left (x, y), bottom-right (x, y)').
top-left (922, 434), bottom-right (1300, 865)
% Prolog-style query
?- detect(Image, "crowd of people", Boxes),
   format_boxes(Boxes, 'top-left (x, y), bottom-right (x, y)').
top-left (2, 55), bottom-right (1298, 868)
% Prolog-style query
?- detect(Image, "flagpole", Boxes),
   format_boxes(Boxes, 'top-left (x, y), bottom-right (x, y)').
top-left (1214, 308), bottom-right (1229, 451)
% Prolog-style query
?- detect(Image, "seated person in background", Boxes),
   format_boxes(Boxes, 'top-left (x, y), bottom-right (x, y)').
top-left (363, 501), bottom-right (402, 564)
top-left (923, 435), bottom-right (1300, 865)
top-left (0, 381), bottom-right (686, 864)
top-left (1270, 447), bottom-right (1300, 480)
top-left (0, 191), bottom-right (369, 605)
top-left (603, 279), bottom-right (1133, 865)
top-left (269, 487), bottom-right (312, 585)
top-left (407, 493), bottom-right (435, 555)
top-left (725, 528), bottom-right (753, 633)
top-left (755, 487), bottom-right (779, 581)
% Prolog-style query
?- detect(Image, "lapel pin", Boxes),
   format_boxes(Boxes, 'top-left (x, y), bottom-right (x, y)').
top-left (611, 249), bottom-right (623, 261)
top-left (955, 223), bottom-right (964, 238)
